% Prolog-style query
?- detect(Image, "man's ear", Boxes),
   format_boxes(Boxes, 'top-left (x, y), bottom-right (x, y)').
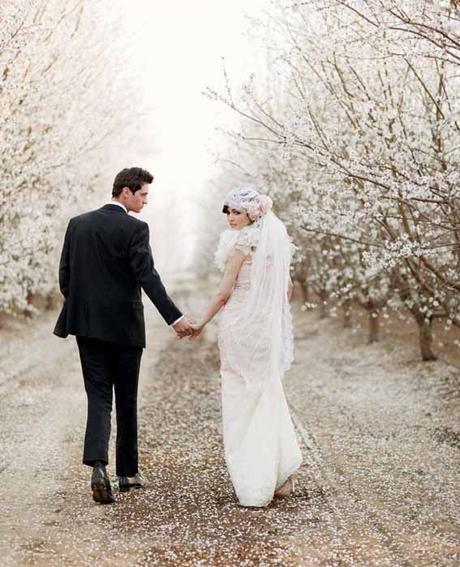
top-left (121, 187), bottom-right (131, 199)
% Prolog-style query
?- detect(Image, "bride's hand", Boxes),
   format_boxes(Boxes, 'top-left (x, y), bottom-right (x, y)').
top-left (190, 323), bottom-right (205, 339)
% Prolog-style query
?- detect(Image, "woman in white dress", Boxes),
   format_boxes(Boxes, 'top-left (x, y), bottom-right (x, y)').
top-left (192, 187), bottom-right (302, 507)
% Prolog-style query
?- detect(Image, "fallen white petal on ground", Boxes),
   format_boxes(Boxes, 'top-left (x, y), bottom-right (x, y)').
top-left (0, 292), bottom-right (458, 566)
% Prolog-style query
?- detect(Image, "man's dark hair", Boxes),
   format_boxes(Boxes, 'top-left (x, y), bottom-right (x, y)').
top-left (112, 167), bottom-right (154, 196)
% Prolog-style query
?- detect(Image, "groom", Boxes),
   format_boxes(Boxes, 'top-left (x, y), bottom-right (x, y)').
top-left (53, 167), bottom-right (193, 504)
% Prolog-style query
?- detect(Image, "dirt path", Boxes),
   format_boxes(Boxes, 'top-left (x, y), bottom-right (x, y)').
top-left (0, 291), bottom-right (458, 566)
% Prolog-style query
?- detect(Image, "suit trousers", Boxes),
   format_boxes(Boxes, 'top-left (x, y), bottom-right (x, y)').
top-left (76, 336), bottom-right (143, 477)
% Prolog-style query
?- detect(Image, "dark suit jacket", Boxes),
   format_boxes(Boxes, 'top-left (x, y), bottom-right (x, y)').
top-left (53, 204), bottom-right (182, 347)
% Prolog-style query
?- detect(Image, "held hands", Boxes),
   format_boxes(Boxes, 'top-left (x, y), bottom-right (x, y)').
top-left (172, 318), bottom-right (205, 339)
top-left (190, 323), bottom-right (205, 339)
top-left (172, 318), bottom-right (194, 338)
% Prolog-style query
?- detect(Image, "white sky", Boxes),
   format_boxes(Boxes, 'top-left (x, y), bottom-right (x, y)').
top-left (115, 0), bottom-right (268, 276)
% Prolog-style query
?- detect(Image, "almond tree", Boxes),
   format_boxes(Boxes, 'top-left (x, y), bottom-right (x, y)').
top-left (207, 0), bottom-right (460, 359)
top-left (0, 0), bottom-right (143, 317)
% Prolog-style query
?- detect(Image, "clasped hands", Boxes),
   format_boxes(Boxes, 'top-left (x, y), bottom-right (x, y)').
top-left (172, 318), bottom-right (204, 340)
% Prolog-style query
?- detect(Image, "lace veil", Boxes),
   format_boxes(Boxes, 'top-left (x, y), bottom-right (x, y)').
top-left (217, 187), bottom-right (294, 392)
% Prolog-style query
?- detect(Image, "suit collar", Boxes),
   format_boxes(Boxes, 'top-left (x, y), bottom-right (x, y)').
top-left (101, 203), bottom-right (128, 214)
top-left (106, 200), bottom-right (128, 213)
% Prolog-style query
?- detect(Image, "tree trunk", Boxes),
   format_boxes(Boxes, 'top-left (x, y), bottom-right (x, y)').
top-left (46, 291), bottom-right (61, 311)
top-left (415, 315), bottom-right (437, 361)
top-left (368, 308), bottom-right (380, 343)
top-left (299, 280), bottom-right (309, 303)
top-left (342, 299), bottom-right (352, 329)
top-left (318, 291), bottom-right (328, 319)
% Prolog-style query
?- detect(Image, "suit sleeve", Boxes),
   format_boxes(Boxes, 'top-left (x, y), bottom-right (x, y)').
top-left (58, 220), bottom-right (72, 299)
top-left (128, 223), bottom-right (182, 325)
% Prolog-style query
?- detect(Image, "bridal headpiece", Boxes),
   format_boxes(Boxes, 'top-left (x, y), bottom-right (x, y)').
top-left (222, 186), bottom-right (273, 221)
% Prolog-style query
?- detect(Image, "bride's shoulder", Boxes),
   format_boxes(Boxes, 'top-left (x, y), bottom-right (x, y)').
top-left (234, 223), bottom-right (261, 255)
top-left (214, 229), bottom-right (238, 271)
top-left (214, 224), bottom-right (261, 271)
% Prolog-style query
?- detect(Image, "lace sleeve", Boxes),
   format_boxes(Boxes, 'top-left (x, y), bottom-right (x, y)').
top-left (214, 230), bottom-right (238, 272)
top-left (215, 225), bottom-right (261, 271)
top-left (234, 225), bottom-right (260, 256)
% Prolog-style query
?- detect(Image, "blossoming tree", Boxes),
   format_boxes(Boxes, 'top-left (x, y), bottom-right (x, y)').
top-left (0, 0), bottom-right (144, 318)
top-left (206, 0), bottom-right (460, 360)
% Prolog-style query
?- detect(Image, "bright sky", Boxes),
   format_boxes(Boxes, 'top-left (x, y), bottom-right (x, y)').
top-left (116, 0), bottom-right (268, 276)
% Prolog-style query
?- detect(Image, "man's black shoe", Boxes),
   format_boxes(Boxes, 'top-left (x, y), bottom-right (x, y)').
top-left (91, 463), bottom-right (114, 504)
top-left (118, 473), bottom-right (145, 493)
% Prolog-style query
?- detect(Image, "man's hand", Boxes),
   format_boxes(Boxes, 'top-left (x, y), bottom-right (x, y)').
top-left (172, 318), bottom-right (194, 339)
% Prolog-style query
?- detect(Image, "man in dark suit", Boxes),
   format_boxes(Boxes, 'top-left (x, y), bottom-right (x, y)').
top-left (54, 167), bottom-right (193, 504)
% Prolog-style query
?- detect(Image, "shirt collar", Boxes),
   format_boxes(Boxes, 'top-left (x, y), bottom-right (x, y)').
top-left (107, 201), bottom-right (128, 213)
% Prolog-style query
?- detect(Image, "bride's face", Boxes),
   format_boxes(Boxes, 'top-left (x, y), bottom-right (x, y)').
top-left (226, 207), bottom-right (251, 230)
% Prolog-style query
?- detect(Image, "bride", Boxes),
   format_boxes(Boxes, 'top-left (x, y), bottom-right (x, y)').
top-left (192, 186), bottom-right (302, 507)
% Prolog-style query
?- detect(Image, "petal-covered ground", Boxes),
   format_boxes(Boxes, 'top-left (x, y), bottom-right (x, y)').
top-left (0, 293), bottom-right (458, 566)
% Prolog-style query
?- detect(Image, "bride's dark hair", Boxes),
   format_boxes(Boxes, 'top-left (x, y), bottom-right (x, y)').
top-left (222, 204), bottom-right (254, 224)
top-left (112, 167), bottom-right (153, 196)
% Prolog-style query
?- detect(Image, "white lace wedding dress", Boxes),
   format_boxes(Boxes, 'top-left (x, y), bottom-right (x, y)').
top-left (216, 224), bottom-right (302, 507)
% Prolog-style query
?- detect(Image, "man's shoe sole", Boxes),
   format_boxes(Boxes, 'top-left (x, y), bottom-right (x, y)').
top-left (119, 482), bottom-right (143, 493)
top-left (91, 479), bottom-right (115, 504)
